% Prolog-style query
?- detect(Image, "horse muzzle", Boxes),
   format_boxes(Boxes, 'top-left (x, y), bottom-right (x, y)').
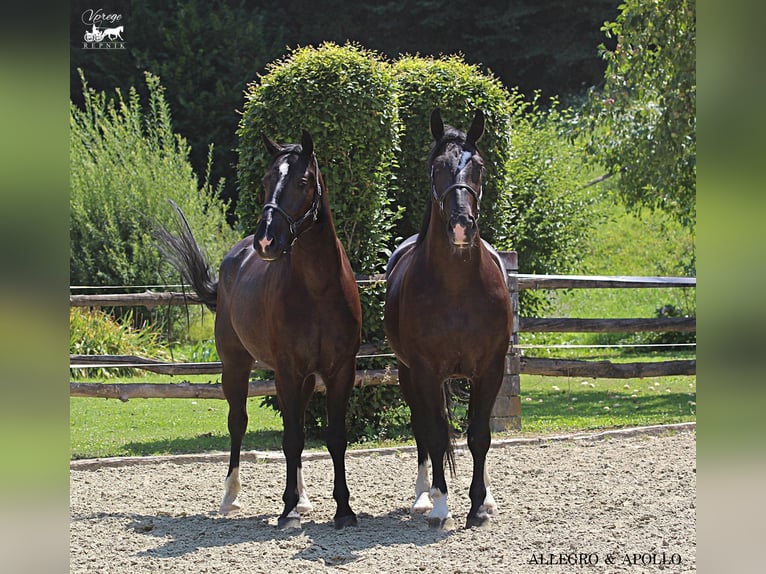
top-left (253, 223), bottom-right (288, 261)
top-left (448, 214), bottom-right (477, 248)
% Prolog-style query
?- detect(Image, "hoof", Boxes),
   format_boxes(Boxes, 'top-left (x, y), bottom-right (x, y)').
top-left (411, 492), bottom-right (433, 514)
top-left (465, 513), bottom-right (491, 529)
top-left (427, 516), bottom-right (456, 530)
top-left (277, 515), bottom-right (302, 530)
top-left (219, 501), bottom-right (241, 515)
top-left (334, 513), bottom-right (359, 529)
top-left (296, 500), bottom-right (314, 515)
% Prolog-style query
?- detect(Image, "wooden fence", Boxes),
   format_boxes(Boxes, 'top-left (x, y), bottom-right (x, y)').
top-left (69, 252), bottom-right (696, 430)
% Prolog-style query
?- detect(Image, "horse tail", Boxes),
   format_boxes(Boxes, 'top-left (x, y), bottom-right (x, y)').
top-left (154, 200), bottom-right (219, 312)
top-left (442, 379), bottom-right (459, 478)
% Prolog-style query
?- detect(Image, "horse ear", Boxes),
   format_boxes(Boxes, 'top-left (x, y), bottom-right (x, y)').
top-left (430, 108), bottom-right (444, 141)
top-left (301, 129), bottom-right (314, 157)
top-left (466, 110), bottom-right (485, 145)
top-left (262, 133), bottom-right (283, 156)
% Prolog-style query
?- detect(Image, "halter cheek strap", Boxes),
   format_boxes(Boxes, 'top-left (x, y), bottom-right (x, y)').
top-left (262, 154), bottom-right (323, 250)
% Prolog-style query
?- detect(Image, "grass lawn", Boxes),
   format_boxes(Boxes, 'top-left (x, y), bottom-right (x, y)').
top-left (70, 357), bottom-right (695, 459)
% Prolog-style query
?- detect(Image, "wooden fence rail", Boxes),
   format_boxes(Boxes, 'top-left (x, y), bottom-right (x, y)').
top-left (69, 252), bottom-right (696, 430)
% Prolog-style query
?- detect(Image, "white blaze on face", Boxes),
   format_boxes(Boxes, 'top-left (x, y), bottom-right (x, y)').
top-left (262, 161), bottom-right (292, 239)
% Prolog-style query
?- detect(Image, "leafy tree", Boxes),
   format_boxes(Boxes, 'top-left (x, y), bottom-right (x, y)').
top-left (579, 0), bottom-right (696, 227)
top-left (71, 0), bottom-right (620, 216)
top-left (70, 0), bottom-right (289, 212)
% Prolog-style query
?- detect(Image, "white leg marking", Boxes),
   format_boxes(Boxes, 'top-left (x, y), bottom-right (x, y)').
top-left (481, 465), bottom-right (498, 515)
top-left (296, 467), bottom-right (313, 514)
top-left (220, 467), bottom-right (242, 515)
top-left (411, 462), bottom-right (433, 513)
top-left (427, 487), bottom-right (452, 521)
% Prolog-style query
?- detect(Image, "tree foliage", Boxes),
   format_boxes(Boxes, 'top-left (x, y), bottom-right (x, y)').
top-left (500, 93), bottom-right (597, 314)
top-left (70, 0), bottom-right (619, 213)
top-left (579, 0), bottom-right (696, 226)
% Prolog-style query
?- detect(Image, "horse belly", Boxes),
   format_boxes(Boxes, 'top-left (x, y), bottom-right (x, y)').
top-left (398, 289), bottom-right (509, 376)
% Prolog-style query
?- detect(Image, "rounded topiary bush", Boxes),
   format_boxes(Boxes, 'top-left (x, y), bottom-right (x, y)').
top-left (238, 43), bottom-right (408, 441)
top-left (237, 42), bottom-right (402, 275)
top-left (391, 55), bottom-right (514, 243)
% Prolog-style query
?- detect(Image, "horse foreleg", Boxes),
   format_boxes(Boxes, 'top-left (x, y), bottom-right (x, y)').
top-left (400, 364), bottom-right (433, 514)
top-left (324, 366), bottom-right (358, 529)
top-left (417, 368), bottom-right (455, 530)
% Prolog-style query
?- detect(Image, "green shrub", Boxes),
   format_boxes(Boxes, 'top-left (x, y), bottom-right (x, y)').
top-left (500, 93), bottom-right (597, 315)
top-left (70, 70), bottom-right (237, 289)
top-left (70, 307), bottom-right (169, 379)
top-left (236, 42), bottom-right (402, 274)
top-left (391, 55), bottom-right (514, 243)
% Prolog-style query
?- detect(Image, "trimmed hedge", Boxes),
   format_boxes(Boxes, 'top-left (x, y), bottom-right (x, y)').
top-left (236, 42), bottom-right (402, 275)
top-left (391, 55), bottom-right (514, 243)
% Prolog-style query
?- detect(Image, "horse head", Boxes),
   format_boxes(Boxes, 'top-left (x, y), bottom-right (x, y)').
top-left (254, 130), bottom-right (322, 261)
top-left (428, 108), bottom-right (485, 248)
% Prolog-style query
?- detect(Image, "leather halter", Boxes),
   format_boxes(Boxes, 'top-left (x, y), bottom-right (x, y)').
top-left (430, 149), bottom-right (482, 218)
top-left (262, 152), bottom-right (323, 249)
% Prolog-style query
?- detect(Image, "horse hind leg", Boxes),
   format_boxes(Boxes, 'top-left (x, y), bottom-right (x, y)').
top-left (411, 448), bottom-right (433, 514)
top-left (465, 363), bottom-right (504, 528)
top-left (295, 466), bottom-right (313, 514)
top-left (219, 358), bottom-right (253, 515)
top-left (324, 366), bottom-right (358, 529)
top-left (481, 465), bottom-right (498, 515)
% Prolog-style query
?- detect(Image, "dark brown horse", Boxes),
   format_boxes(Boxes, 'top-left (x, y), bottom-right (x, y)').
top-left (156, 130), bottom-right (362, 529)
top-left (384, 109), bottom-right (512, 529)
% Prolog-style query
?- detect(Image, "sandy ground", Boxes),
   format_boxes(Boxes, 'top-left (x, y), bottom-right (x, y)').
top-left (70, 424), bottom-right (696, 573)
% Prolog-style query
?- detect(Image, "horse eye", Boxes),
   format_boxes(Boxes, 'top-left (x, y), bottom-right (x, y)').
top-left (300, 176), bottom-right (309, 188)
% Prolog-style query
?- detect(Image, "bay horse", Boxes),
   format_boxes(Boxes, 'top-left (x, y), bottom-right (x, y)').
top-left (384, 109), bottom-right (512, 529)
top-left (155, 130), bottom-right (362, 530)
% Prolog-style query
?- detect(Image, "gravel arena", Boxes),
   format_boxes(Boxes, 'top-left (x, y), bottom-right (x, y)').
top-left (70, 424), bottom-right (696, 573)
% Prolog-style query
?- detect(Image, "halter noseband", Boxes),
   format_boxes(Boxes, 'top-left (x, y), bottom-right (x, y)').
top-left (262, 152), bottom-right (323, 250)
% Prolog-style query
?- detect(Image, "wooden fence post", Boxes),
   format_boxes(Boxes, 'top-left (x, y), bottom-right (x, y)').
top-left (491, 251), bottom-right (521, 431)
